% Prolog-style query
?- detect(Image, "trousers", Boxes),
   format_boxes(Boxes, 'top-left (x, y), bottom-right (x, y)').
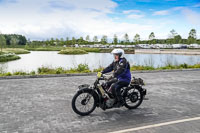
top-left (106, 78), bottom-right (129, 101)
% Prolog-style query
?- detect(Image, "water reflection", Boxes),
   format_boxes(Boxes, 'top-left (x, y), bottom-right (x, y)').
top-left (0, 63), bottom-right (8, 73)
top-left (0, 51), bottom-right (200, 72)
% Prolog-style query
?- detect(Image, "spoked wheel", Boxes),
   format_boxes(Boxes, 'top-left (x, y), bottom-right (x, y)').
top-left (72, 91), bottom-right (97, 116)
top-left (124, 87), bottom-right (144, 109)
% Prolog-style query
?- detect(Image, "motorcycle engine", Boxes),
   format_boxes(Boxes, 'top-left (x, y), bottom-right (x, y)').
top-left (106, 99), bottom-right (115, 108)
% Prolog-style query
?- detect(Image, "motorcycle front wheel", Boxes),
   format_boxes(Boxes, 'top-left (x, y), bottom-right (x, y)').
top-left (71, 91), bottom-right (97, 116)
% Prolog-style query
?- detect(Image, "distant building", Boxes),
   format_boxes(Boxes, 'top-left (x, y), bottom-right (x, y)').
top-left (172, 44), bottom-right (187, 49)
top-left (125, 45), bottom-right (135, 48)
top-left (74, 44), bottom-right (79, 47)
top-left (188, 44), bottom-right (200, 48)
top-left (138, 44), bottom-right (150, 49)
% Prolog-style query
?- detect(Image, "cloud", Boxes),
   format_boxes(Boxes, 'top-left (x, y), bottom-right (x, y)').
top-left (122, 9), bottom-right (144, 19)
top-left (123, 10), bottom-right (141, 14)
top-left (172, 6), bottom-right (183, 11)
top-left (0, 0), bottom-right (199, 40)
top-left (153, 10), bottom-right (170, 16)
top-left (153, 6), bottom-right (200, 26)
top-left (193, 3), bottom-right (200, 7)
top-left (48, 1), bottom-right (75, 10)
top-left (0, 0), bottom-right (119, 39)
top-left (127, 14), bottom-right (144, 19)
top-left (0, 0), bottom-right (155, 40)
top-left (152, 6), bottom-right (183, 16)
top-left (181, 8), bottom-right (200, 25)
top-left (0, 0), bottom-right (17, 4)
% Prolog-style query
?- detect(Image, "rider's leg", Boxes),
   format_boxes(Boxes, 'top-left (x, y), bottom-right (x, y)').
top-left (110, 83), bottom-right (117, 95)
top-left (114, 81), bottom-right (129, 106)
top-left (106, 78), bottom-right (118, 90)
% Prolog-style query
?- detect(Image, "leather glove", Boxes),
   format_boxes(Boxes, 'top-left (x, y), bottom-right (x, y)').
top-left (97, 72), bottom-right (102, 78)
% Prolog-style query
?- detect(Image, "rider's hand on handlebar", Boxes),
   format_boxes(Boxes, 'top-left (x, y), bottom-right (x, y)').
top-left (97, 72), bottom-right (102, 78)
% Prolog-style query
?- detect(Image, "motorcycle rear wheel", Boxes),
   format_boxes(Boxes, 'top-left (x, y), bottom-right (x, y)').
top-left (124, 88), bottom-right (144, 109)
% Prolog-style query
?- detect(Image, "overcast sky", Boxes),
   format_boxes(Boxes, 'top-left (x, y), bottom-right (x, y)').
top-left (0, 0), bottom-right (200, 41)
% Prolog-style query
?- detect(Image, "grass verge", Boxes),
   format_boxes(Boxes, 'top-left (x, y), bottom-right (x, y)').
top-left (0, 63), bottom-right (200, 77)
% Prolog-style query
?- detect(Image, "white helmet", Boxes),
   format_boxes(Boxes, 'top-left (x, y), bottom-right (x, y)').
top-left (111, 48), bottom-right (124, 58)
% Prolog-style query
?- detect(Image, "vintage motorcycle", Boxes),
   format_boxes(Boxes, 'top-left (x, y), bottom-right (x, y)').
top-left (71, 74), bottom-right (147, 116)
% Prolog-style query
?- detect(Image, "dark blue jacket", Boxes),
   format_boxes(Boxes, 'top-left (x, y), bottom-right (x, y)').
top-left (102, 58), bottom-right (131, 83)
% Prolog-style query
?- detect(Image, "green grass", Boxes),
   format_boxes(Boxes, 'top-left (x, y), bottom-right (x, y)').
top-left (25, 47), bottom-right (63, 51)
top-left (37, 64), bottom-right (91, 74)
top-left (130, 65), bottom-right (155, 71)
top-left (0, 53), bottom-right (21, 62)
top-left (0, 48), bottom-right (28, 62)
top-left (1, 63), bottom-right (200, 77)
top-left (79, 48), bottom-right (101, 52)
top-left (0, 52), bottom-right (5, 55)
top-left (58, 49), bottom-right (88, 55)
top-left (2, 48), bottom-right (30, 54)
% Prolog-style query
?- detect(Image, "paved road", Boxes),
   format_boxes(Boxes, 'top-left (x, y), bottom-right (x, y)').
top-left (0, 70), bottom-right (200, 133)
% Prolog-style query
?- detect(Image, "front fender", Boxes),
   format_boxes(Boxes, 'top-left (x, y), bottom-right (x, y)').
top-left (78, 84), bottom-right (90, 90)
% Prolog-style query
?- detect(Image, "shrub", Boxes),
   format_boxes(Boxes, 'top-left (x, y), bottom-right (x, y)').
top-left (76, 64), bottom-right (90, 72)
top-left (13, 71), bottom-right (28, 75)
top-left (55, 67), bottom-right (65, 74)
top-left (4, 72), bottom-right (12, 76)
top-left (180, 63), bottom-right (188, 68)
top-left (193, 64), bottom-right (200, 68)
top-left (37, 67), bottom-right (55, 74)
top-left (30, 71), bottom-right (36, 75)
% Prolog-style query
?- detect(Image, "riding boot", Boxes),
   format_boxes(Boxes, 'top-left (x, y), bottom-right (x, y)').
top-left (115, 95), bottom-right (125, 107)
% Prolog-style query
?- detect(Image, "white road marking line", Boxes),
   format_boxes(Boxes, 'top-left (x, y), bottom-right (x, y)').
top-left (109, 116), bottom-right (200, 133)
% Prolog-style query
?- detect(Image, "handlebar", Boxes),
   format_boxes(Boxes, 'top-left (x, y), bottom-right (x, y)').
top-left (94, 74), bottom-right (113, 87)
top-left (97, 74), bottom-right (112, 81)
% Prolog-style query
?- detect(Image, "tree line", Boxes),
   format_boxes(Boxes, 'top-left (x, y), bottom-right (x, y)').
top-left (0, 29), bottom-right (199, 49)
top-left (0, 34), bottom-right (27, 51)
top-left (29, 29), bottom-right (200, 46)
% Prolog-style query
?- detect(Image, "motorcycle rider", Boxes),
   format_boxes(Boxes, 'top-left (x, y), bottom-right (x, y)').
top-left (97, 48), bottom-right (131, 107)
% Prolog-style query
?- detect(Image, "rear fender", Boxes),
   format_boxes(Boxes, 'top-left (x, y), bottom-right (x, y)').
top-left (125, 85), bottom-right (147, 96)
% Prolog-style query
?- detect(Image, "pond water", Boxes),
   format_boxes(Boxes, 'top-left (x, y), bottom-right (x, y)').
top-left (0, 51), bottom-right (200, 72)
